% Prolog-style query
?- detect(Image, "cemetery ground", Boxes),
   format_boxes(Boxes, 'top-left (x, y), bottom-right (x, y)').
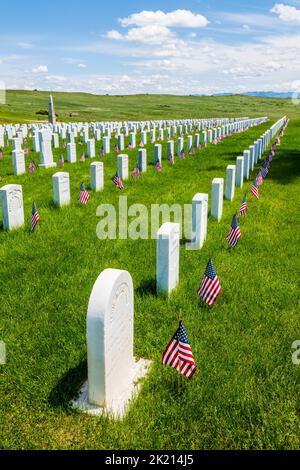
top-left (0, 95), bottom-right (299, 450)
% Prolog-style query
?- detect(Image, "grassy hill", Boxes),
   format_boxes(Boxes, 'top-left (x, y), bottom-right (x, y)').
top-left (0, 90), bottom-right (299, 123)
top-left (0, 93), bottom-right (299, 450)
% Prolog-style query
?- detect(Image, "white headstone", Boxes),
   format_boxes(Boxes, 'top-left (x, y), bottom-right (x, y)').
top-left (118, 134), bottom-right (124, 151)
top-left (177, 138), bottom-right (184, 156)
top-left (12, 150), bottom-right (25, 176)
top-left (67, 143), bottom-right (76, 163)
top-left (130, 132), bottom-right (136, 149)
top-left (103, 136), bottom-right (110, 154)
top-left (154, 144), bottom-right (162, 164)
top-left (156, 222), bottom-right (180, 295)
top-left (52, 172), bottom-right (70, 207)
top-left (243, 150), bottom-right (250, 180)
top-left (0, 184), bottom-right (24, 231)
top-left (39, 130), bottom-right (56, 169)
top-left (236, 156), bottom-right (244, 187)
top-left (87, 139), bottom-right (95, 158)
top-left (225, 165), bottom-right (236, 201)
top-left (211, 178), bottom-right (224, 221)
top-left (72, 268), bottom-right (151, 417)
top-left (52, 133), bottom-right (59, 149)
top-left (118, 154), bottom-right (128, 180)
top-left (167, 140), bottom-right (174, 157)
top-left (91, 162), bottom-right (104, 192)
top-left (138, 149), bottom-right (147, 172)
top-left (186, 193), bottom-right (208, 250)
top-left (249, 145), bottom-right (255, 172)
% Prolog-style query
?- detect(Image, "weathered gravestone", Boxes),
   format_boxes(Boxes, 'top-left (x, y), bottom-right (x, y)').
top-left (156, 222), bottom-right (180, 295)
top-left (12, 150), bottom-right (25, 176)
top-left (72, 268), bottom-right (151, 417)
top-left (0, 184), bottom-right (24, 230)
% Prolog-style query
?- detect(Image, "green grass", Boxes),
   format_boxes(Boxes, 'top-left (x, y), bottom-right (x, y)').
top-left (0, 89), bottom-right (299, 124)
top-left (0, 95), bottom-right (300, 450)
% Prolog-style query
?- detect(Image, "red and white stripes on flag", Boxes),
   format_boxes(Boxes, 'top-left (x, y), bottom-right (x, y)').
top-left (79, 183), bottom-right (90, 204)
top-left (162, 321), bottom-right (196, 378)
top-left (226, 215), bottom-right (241, 248)
top-left (197, 258), bottom-right (222, 306)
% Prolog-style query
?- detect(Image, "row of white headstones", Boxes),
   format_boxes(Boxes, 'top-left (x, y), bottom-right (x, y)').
top-left (1, 116), bottom-right (268, 175)
top-left (0, 116), bottom-right (286, 419)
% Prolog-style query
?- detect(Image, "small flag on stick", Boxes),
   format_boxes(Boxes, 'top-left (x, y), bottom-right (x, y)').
top-left (226, 214), bottom-right (241, 248)
top-left (79, 182), bottom-right (90, 204)
top-left (113, 172), bottom-right (124, 189)
top-left (28, 159), bottom-right (37, 173)
top-left (31, 202), bottom-right (40, 232)
top-left (162, 321), bottom-right (196, 379)
top-left (197, 258), bottom-right (222, 306)
top-left (132, 166), bottom-right (140, 179)
top-left (239, 195), bottom-right (247, 216)
top-left (251, 179), bottom-right (259, 199)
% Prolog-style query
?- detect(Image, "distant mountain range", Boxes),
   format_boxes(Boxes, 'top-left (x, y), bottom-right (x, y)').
top-left (203, 91), bottom-right (294, 99)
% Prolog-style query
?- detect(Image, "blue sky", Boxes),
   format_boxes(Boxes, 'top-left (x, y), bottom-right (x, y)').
top-left (0, 0), bottom-right (300, 94)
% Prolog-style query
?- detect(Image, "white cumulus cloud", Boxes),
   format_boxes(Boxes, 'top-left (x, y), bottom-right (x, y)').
top-left (119, 9), bottom-right (209, 28)
top-left (32, 65), bottom-right (48, 73)
top-left (77, 63), bottom-right (87, 68)
top-left (271, 3), bottom-right (300, 22)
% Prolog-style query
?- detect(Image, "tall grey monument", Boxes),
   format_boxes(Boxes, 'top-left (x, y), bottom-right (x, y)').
top-left (48, 95), bottom-right (56, 125)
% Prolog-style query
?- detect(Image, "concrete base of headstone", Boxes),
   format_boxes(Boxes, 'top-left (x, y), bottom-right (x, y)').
top-left (71, 358), bottom-right (152, 418)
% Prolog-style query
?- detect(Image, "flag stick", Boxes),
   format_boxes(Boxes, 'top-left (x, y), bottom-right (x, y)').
top-left (178, 309), bottom-right (183, 395)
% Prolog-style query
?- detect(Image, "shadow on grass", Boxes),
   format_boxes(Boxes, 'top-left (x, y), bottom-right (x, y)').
top-left (269, 150), bottom-right (300, 184)
top-left (48, 359), bottom-right (87, 411)
top-left (136, 278), bottom-right (156, 297)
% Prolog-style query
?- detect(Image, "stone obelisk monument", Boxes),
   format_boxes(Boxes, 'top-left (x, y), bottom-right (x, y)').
top-left (49, 95), bottom-right (56, 125)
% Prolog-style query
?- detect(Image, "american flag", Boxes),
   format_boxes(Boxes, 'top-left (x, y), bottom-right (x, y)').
top-left (79, 183), bottom-right (90, 204)
top-left (100, 146), bottom-right (105, 157)
top-left (24, 147), bottom-right (29, 155)
top-left (213, 138), bottom-right (218, 145)
top-left (28, 159), bottom-right (37, 173)
top-left (139, 141), bottom-right (144, 148)
top-left (132, 166), bottom-right (140, 178)
top-left (179, 149), bottom-right (185, 160)
top-left (239, 195), bottom-right (247, 216)
top-left (168, 154), bottom-right (174, 165)
top-left (127, 143), bottom-right (133, 150)
top-left (114, 144), bottom-right (119, 154)
top-left (31, 202), bottom-right (40, 232)
top-left (226, 214), bottom-right (241, 248)
top-left (0, 148), bottom-right (3, 158)
top-left (155, 161), bottom-right (162, 172)
top-left (251, 179), bottom-right (259, 199)
top-left (113, 173), bottom-right (124, 189)
top-left (161, 321), bottom-right (196, 379)
top-left (197, 144), bottom-right (201, 151)
top-left (197, 258), bottom-right (222, 306)
top-left (189, 146), bottom-right (195, 155)
top-left (256, 171), bottom-right (263, 186)
top-left (80, 153), bottom-right (86, 162)
top-left (58, 154), bottom-right (64, 167)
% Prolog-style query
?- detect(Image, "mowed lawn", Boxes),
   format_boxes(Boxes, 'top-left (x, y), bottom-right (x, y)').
top-left (0, 108), bottom-right (299, 448)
